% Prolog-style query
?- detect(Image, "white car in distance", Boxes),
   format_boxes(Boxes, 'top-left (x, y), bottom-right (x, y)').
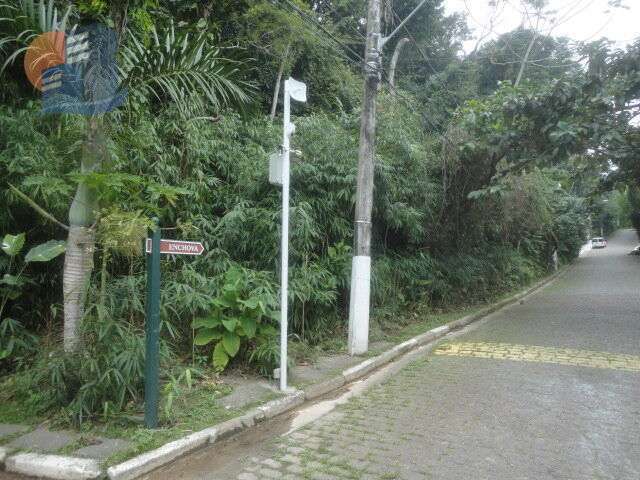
top-left (592, 237), bottom-right (607, 249)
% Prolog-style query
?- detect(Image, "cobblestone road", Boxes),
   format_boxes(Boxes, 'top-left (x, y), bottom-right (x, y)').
top-left (148, 230), bottom-right (640, 480)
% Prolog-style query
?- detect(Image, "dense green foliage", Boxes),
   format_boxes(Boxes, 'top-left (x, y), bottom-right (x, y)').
top-left (1, 0), bottom-right (638, 425)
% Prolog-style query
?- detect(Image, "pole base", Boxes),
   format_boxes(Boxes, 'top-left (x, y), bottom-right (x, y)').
top-left (348, 255), bottom-right (371, 355)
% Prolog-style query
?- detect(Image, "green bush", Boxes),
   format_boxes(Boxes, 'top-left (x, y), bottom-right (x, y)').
top-left (192, 266), bottom-right (279, 371)
top-left (2, 316), bottom-right (171, 425)
top-left (0, 317), bottom-right (37, 370)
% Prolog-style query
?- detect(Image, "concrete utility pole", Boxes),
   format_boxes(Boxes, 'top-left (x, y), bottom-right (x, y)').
top-left (349, 0), bottom-right (428, 355)
top-left (348, 0), bottom-right (382, 356)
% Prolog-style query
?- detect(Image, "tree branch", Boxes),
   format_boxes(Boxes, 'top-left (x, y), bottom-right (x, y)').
top-left (8, 183), bottom-right (69, 231)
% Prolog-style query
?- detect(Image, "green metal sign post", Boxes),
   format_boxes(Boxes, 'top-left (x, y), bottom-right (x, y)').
top-left (143, 220), bottom-right (205, 429)
top-left (144, 220), bottom-right (161, 429)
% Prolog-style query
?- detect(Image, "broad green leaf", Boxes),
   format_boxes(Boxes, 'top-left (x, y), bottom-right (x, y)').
top-left (240, 315), bottom-right (257, 339)
top-left (192, 315), bottom-right (221, 329)
top-left (221, 289), bottom-right (239, 305)
top-left (25, 240), bottom-right (66, 262)
top-left (222, 331), bottom-right (240, 357)
top-left (225, 267), bottom-right (243, 285)
top-left (194, 328), bottom-right (222, 345)
top-left (239, 297), bottom-right (259, 309)
top-left (221, 317), bottom-right (238, 332)
top-left (212, 342), bottom-right (229, 370)
top-left (1, 233), bottom-right (25, 257)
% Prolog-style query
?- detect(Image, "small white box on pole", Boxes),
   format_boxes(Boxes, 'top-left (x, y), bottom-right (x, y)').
top-left (269, 152), bottom-right (283, 186)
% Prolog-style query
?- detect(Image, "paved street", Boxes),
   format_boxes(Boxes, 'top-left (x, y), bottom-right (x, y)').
top-left (148, 229), bottom-right (640, 480)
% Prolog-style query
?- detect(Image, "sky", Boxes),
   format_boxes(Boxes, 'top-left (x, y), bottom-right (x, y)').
top-left (443, 0), bottom-right (640, 53)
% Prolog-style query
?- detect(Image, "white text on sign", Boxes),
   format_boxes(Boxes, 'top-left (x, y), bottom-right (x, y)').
top-left (145, 239), bottom-right (205, 256)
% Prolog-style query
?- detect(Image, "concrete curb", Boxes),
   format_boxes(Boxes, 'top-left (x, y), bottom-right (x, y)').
top-left (257, 391), bottom-right (305, 419)
top-left (106, 430), bottom-right (214, 480)
top-left (304, 376), bottom-right (346, 401)
top-left (4, 267), bottom-right (567, 480)
top-left (5, 453), bottom-right (101, 480)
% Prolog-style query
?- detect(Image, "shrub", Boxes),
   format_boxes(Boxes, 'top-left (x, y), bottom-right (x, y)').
top-left (192, 266), bottom-right (279, 371)
top-left (2, 316), bottom-right (172, 425)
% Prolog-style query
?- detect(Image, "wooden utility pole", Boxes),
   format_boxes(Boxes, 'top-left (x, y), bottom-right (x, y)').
top-left (349, 0), bottom-right (429, 355)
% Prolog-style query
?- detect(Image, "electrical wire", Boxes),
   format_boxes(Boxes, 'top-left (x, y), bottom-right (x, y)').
top-left (265, 1), bottom-right (361, 68)
top-left (274, 0), bottom-right (365, 65)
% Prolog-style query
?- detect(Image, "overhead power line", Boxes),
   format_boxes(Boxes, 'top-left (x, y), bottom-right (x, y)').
top-left (274, 0), bottom-right (365, 65)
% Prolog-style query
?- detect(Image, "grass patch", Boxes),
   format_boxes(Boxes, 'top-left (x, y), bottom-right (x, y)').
top-left (92, 381), bottom-right (235, 466)
top-left (0, 396), bottom-right (41, 425)
top-left (379, 305), bottom-right (485, 344)
top-left (57, 435), bottom-right (99, 455)
top-left (290, 271), bottom-right (553, 368)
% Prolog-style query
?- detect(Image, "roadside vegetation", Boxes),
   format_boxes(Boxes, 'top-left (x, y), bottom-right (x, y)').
top-left (1, 0), bottom-right (639, 436)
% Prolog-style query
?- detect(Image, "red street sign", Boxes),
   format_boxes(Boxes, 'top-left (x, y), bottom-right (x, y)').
top-left (145, 238), bottom-right (205, 256)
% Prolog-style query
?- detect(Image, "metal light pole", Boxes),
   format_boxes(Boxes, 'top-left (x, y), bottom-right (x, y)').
top-left (278, 77), bottom-right (307, 391)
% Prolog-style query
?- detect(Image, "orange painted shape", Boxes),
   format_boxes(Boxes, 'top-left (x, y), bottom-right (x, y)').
top-left (24, 31), bottom-right (66, 90)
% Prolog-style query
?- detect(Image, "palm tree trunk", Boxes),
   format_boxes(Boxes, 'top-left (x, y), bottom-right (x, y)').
top-left (63, 117), bottom-right (105, 351)
top-left (63, 226), bottom-right (95, 350)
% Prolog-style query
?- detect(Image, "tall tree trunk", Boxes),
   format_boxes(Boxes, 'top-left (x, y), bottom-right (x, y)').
top-left (270, 44), bottom-right (290, 121)
top-left (63, 117), bottom-right (105, 351)
top-left (388, 37), bottom-right (409, 90)
top-left (515, 23), bottom-right (540, 87)
top-left (514, 33), bottom-right (537, 87)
